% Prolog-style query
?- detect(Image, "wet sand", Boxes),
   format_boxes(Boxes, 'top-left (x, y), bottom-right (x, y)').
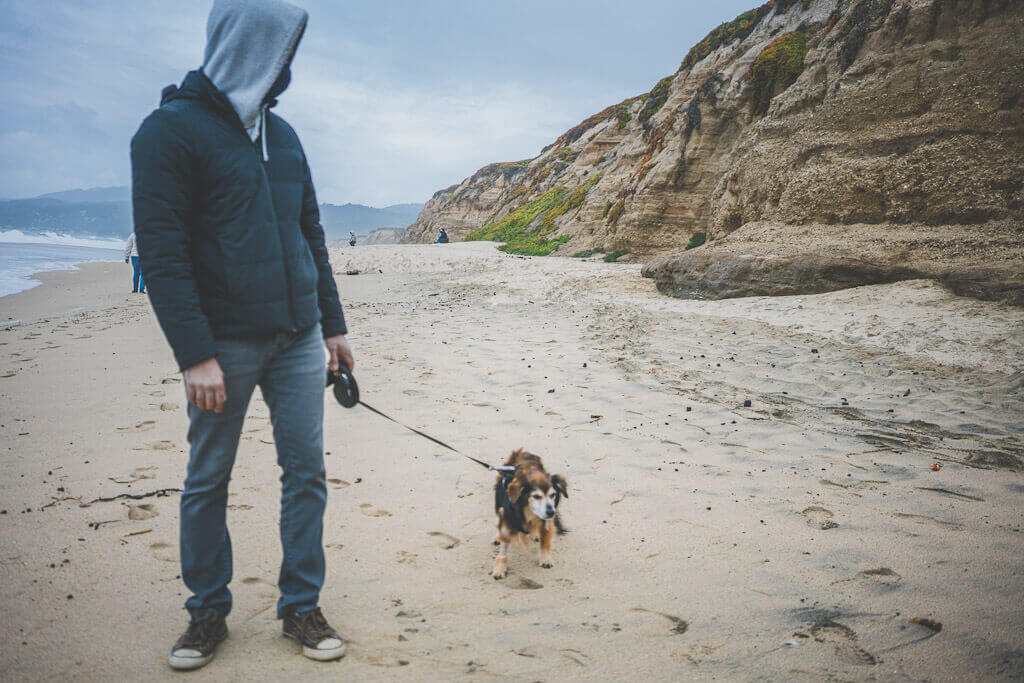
top-left (1, 243), bottom-right (1022, 680)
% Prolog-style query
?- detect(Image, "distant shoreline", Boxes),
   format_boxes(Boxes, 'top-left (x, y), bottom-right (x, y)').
top-left (0, 240), bottom-right (121, 299)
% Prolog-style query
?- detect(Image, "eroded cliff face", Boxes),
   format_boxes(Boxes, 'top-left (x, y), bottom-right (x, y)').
top-left (405, 0), bottom-right (1023, 303)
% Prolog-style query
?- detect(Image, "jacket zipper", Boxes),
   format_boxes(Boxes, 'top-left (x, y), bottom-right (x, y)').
top-left (253, 114), bottom-right (297, 333)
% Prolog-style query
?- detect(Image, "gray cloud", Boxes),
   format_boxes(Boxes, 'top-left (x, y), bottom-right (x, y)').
top-left (0, 0), bottom-right (755, 205)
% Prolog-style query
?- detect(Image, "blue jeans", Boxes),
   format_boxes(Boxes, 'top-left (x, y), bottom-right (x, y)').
top-left (131, 255), bottom-right (145, 292)
top-left (180, 324), bottom-right (328, 619)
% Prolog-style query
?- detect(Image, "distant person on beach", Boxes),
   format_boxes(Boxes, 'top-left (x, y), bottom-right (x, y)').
top-left (435, 228), bottom-right (449, 244)
top-left (123, 232), bottom-right (145, 293)
top-left (131, 0), bottom-right (352, 670)
top-left (348, 231), bottom-right (356, 247)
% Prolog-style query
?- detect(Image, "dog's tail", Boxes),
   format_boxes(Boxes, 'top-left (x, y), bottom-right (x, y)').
top-left (554, 514), bottom-right (567, 535)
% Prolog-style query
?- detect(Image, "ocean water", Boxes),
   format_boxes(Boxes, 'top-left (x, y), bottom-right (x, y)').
top-left (0, 230), bottom-right (125, 298)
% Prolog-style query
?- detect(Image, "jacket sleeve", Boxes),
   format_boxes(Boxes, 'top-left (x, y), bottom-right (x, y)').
top-left (124, 233), bottom-right (134, 260)
top-left (299, 155), bottom-right (347, 337)
top-left (131, 110), bottom-right (218, 371)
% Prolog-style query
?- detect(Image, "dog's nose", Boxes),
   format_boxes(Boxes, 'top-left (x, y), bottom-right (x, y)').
top-left (545, 506), bottom-right (555, 518)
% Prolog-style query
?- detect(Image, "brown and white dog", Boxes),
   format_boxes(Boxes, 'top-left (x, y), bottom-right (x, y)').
top-left (492, 449), bottom-right (568, 579)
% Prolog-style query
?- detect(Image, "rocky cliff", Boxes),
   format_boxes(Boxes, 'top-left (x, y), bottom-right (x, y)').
top-left (404, 0), bottom-right (1023, 303)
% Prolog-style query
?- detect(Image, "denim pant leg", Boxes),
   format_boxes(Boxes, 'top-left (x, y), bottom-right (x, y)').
top-left (259, 325), bottom-right (328, 617)
top-left (131, 256), bottom-right (142, 291)
top-left (181, 339), bottom-right (265, 618)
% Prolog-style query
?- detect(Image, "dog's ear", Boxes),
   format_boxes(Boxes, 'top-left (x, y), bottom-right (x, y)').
top-left (552, 474), bottom-right (568, 500)
top-left (506, 474), bottom-right (524, 504)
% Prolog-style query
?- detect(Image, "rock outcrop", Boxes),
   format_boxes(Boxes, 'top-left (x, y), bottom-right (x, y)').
top-left (361, 227), bottom-right (406, 245)
top-left (405, 0), bottom-right (1023, 303)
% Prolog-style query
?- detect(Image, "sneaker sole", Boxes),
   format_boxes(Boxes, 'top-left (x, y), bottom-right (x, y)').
top-left (168, 652), bottom-right (214, 671)
top-left (284, 631), bottom-right (347, 661)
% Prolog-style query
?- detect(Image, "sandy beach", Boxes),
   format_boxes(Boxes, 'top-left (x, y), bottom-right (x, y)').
top-left (1, 242), bottom-right (1022, 681)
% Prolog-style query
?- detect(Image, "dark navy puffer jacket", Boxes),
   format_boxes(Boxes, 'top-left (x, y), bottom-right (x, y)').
top-left (131, 69), bottom-right (345, 371)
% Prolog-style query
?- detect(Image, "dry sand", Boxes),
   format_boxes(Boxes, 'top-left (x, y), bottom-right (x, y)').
top-left (1, 243), bottom-right (1022, 681)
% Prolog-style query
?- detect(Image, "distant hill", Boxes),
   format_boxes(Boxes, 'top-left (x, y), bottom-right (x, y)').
top-left (318, 202), bottom-right (422, 241)
top-left (37, 186), bottom-right (131, 204)
top-left (0, 186), bottom-right (422, 242)
top-left (0, 198), bottom-right (130, 239)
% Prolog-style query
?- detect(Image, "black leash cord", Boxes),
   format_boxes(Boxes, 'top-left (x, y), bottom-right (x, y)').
top-left (356, 400), bottom-right (513, 473)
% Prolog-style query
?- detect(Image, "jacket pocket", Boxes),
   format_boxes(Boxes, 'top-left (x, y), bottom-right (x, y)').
top-left (194, 237), bottom-right (230, 299)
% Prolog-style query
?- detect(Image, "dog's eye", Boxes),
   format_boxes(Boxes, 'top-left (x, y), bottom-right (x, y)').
top-left (531, 492), bottom-right (542, 499)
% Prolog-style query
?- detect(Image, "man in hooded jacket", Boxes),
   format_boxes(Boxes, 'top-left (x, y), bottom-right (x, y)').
top-left (131, 0), bottom-right (350, 670)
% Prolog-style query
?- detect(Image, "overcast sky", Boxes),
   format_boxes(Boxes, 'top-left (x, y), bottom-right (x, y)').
top-left (0, 0), bottom-right (753, 206)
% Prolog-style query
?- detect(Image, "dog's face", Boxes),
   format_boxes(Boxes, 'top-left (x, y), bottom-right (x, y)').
top-left (509, 470), bottom-right (568, 521)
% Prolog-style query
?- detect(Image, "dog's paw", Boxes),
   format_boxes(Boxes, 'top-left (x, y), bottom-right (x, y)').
top-left (492, 557), bottom-right (507, 579)
top-left (540, 561), bottom-right (553, 569)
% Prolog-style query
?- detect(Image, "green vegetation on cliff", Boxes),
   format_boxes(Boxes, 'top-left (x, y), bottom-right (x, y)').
top-left (749, 31), bottom-right (808, 115)
top-left (679, 3), bottom-right (772, 71)
top-left (685, 231), bottom-right (707, 250)
top-left (466, 175), bottom-right (605, 255)
top-left (603, 249), bottom-right (629, 262)
top-left (637, 75), bottom-right (675, 123)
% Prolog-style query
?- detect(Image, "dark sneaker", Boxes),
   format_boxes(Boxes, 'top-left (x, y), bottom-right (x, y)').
top-left (168, 608), bottom-right (227, 671)
top-left (282, 608), bottom-right (346, 661)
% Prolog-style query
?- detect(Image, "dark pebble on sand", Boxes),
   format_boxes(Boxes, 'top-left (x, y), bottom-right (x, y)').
top-left (547, 389), bottom-right (555, 393)
top-left (583, 362), bottom-right (587, 368)
top-left (811, 349), bottom-right (818, 354)
top-left (706, 507), bottom-right (711, 511)
top-left (66, 594), bottom-right (73, 600)
top-left (903, 389), bottom-right (911, 396)
top-left (743, 399), bottom-right (751, 407)
top-left (686, 407), bottom-right (691, 412)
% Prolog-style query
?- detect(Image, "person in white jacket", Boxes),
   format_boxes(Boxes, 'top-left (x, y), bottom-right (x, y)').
top-left (124, 232), bottom-right (145, 293)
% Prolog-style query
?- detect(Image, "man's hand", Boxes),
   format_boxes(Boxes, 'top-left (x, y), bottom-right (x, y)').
top-left (125, 257), bottom-right (130, 263)
top-left (325, 335), bottom-right (354, 373)
top-left (183, 357), bottom-right (226, 413)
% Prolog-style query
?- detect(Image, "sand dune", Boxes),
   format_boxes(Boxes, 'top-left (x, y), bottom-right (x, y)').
top-left (1, 243), bottom-right (1021, 680)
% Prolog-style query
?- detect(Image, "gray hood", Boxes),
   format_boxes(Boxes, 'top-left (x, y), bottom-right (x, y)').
top-left (202, 0), bottom-right (307, 143)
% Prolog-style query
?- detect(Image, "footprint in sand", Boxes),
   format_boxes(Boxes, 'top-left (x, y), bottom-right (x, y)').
top-left (360, 503), bottom-right (391, 517)
top-left (161, 377), bottom-right (181, 385)
top-left (328, 478), bottom-right (350, 489)
top-left (159, 402), bottom-right (178, 411)
top-left (109, 466), bottom-right (158, 484)
top-left (893, 512), bottom-right (963, 530)
top-left (801, 506), bottom-right (839, 530)
top-left (505, 576), bottom-right (543, 590)
top-left (631, 608), bottom-right (689, 635)
top-left (396, 551), bottom-right (417, 565)
top-left (426, 531), bottom-right (460, 550)
top-left (915, 486), bottom-right (984, 502)
top-left (241, 576), bottom-right (273, 586)
top-left (149, 541), bottom-right (177, 563)
top-left (128, 503), bottom-right (159, 520)
top-left (808, 618), bottom-right (876, 666)
top-left (326, 543), bottom-right (344, 551)
top-left (149, 390), bottom-right (166, 397)
top-left (857, 567), bottom-right (901, 586)
top-left (1, 371), bottom-right (16, 378)
top-left (227, 504), bottom-right (253, 511)
top-left (118, 420), bottom-right (156, 433)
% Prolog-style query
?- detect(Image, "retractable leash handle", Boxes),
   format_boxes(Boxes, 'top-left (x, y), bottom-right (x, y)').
top-left (326, 366), bottom-right (514, 473)
top-left (326, 366), bottom-right (359, 407)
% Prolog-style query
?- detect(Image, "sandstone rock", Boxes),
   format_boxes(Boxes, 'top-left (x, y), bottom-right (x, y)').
top-left (405, 0), bottom-right (1023, 303)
